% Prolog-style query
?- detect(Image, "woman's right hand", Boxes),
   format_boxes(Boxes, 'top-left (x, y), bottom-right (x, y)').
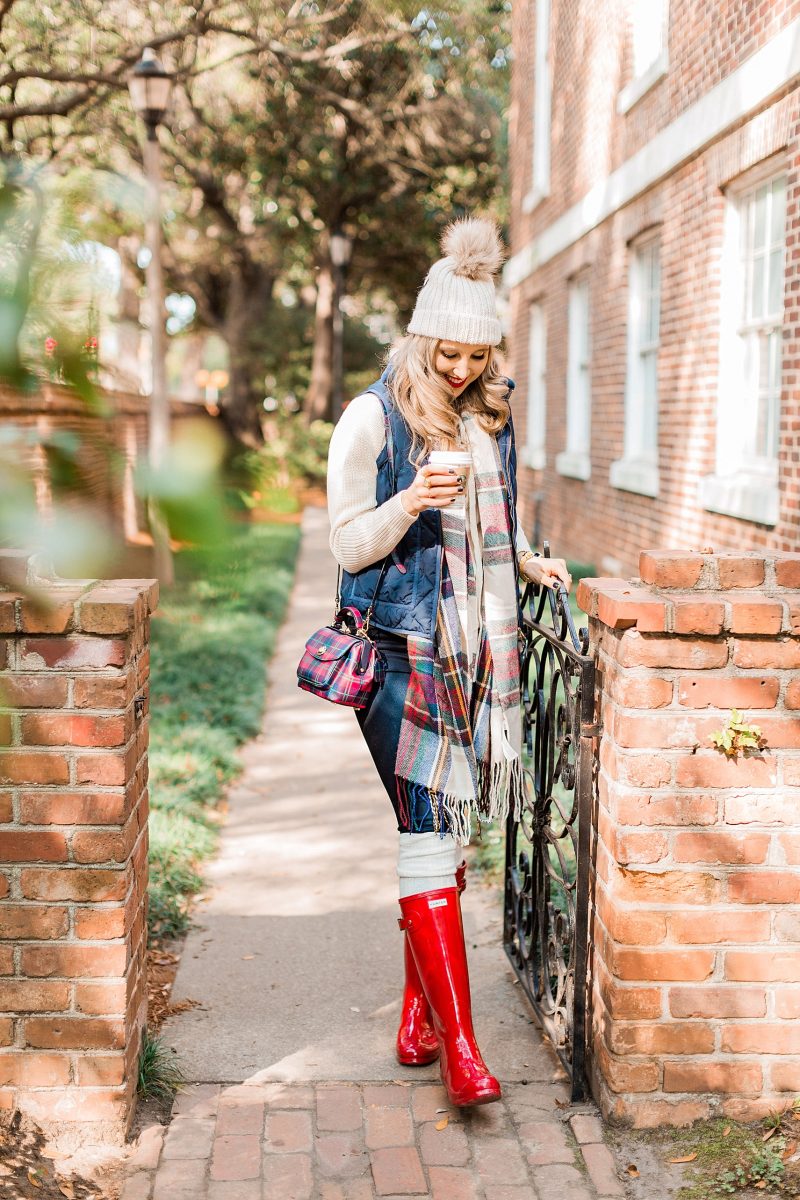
top-left (400, 464), bottom-right (463, 517)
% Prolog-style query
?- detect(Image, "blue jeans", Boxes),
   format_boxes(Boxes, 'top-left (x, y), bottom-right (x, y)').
top-left (355, 629), bottom-right (440, 834)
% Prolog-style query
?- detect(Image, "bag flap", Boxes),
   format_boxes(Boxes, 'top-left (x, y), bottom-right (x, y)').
top-left (304, 629), bottom-right (356, 664)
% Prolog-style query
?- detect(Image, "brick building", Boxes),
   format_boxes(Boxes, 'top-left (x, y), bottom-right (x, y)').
top-left (507, 0), bottom-right (800, 577)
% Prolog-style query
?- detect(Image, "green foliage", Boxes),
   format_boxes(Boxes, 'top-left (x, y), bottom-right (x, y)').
top-left (636, 1113), bottom-right (800, 1200)
top-left (712, 1139), bottom-right (785, 1195)
top-left (234, 413), bottom-right (333, 510)
top-left (147, 522), bottom-right (299, 941)
top-left (468, 828), bottom-right (505, 883)
top-left (709, 709), bottom-right (766, 759)
top-left (137, 1028), bottom-right (185, 1101)
top-left (0, 0), bottom-right (512, 434)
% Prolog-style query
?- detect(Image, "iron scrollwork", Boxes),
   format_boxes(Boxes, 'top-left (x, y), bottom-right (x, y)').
top-left (504, 544), bottom-right (596, 1100)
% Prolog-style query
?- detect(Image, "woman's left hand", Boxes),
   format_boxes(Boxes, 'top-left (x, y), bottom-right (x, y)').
top-left (521, 555), bottom-right (572, 591)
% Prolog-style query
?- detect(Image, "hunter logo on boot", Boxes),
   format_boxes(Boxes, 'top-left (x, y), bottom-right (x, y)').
top-left (429, 898), bottom-right (448, 909)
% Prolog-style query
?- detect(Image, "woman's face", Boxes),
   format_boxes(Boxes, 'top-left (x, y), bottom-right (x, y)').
top-left (434, 340), bottom-right (490, 397)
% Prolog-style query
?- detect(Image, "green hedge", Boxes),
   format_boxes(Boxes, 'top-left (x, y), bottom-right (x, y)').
top-left (146, 522), bottom-right (300, 942)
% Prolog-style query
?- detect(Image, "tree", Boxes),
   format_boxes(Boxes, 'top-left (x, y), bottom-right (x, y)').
top-left (0, 0), bottom-right (512, 442)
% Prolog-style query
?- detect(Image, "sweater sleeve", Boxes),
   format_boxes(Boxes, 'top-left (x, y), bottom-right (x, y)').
top-left (327, 393), bottom-right (418, 574)
top-left (515, 521), bottom-right (532, 556)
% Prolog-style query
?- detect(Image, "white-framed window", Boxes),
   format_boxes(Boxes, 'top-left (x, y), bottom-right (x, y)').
top-left (523, 0), bottom-right (551, 213)
top-left (524, 304), bottom-right (547, 469)
top-left (556, 276), bottom-right (591, 480)
top-left (610, 234), bottom-right (661, 497)
top-left (699, 162), bottom-right (786, 526)
top-left (617, 0), bottom-right (669, 114)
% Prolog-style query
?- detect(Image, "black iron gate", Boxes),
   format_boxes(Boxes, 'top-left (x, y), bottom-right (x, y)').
top-left (503, 548), bottom-right (596, 1100)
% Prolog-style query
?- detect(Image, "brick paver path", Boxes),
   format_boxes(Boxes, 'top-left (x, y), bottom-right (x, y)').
top-left (124, 1079), bottom-right (627, 1199)
top-left (121, 508), bottom-right (633, 1199)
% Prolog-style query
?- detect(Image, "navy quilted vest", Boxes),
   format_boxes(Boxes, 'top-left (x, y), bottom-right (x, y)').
top-left (339, 366), bottom-right (519, 641)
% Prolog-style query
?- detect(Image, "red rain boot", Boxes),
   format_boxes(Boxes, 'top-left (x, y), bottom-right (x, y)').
top-left (398, 886), bottom-right (501, 1107)
top-left (396, 936), bottom-right (439, 1065)
top-left (396, 861), bottom-right (468, 1065)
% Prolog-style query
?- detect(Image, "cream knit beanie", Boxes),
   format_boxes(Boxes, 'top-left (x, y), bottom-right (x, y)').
top-left (407, 217), bottom-right (505, 346)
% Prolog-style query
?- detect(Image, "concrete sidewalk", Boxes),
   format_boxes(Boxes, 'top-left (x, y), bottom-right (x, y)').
top-left (122, 506), bottom-right (630, 1199)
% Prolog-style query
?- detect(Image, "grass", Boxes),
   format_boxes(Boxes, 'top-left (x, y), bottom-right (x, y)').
top-left (146, 521), bottom-right (300, 943)
top-left (613, 1106), bottom-right (800, 1199)
top-left (137, 1027), bottom-right (185, 1101)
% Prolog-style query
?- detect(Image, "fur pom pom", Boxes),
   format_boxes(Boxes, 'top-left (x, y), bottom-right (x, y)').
top-left (441, 217), bottom-right (504, 280)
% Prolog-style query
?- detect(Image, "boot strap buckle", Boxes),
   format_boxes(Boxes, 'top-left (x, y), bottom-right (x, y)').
top-left (398, 916), bottom-right (412, 931)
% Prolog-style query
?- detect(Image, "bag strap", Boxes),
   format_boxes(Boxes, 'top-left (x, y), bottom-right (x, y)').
top-left (333, 400), bottom-right (396, 631)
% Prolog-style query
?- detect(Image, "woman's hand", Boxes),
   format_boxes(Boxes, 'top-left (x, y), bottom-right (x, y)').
top-left (400, 464), bottom-right (463, 517)
top-left (520, 554), bottom-right (572, 591)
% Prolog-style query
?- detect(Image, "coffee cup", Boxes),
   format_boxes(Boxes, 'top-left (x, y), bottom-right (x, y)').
top-left (428, 450), bottom-right (471, 510)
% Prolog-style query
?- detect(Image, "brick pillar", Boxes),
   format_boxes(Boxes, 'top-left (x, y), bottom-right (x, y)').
top-left (578, 550), bottom-right (800, 1127)
top-left (0, 569), bottom-right (157, 1141)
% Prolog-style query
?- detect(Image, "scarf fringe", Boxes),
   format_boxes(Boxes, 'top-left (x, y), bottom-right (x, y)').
top-left (396, 754), bottom-right (524, 845)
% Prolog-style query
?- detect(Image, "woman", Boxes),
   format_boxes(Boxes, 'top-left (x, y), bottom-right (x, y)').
top-left (326, 217), bottom-right (571, 1107)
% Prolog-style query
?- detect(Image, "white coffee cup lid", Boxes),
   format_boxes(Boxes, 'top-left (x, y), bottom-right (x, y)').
top-left (429, 450), bottom-right (471, 465)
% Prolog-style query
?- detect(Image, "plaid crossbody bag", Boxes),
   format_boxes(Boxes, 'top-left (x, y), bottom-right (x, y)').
top-left (296, 400), bottom-right (396, 709)
top-left (296, 563), bottom-right (390, 709)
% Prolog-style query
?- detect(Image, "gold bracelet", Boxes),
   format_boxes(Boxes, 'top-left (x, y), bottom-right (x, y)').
top-left (517, 549), bottom-right (537, 577)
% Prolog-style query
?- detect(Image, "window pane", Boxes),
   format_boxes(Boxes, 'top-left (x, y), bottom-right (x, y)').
top-left (754, 332), bottom-right (781, 460)
top-left (770, 177), bottom-right (786, 243)
top-left (648, 282), bottom-right (661, 343)
top-left (642, 349), bottom-right (657, 405)
top-left (642, 356), bottom-right (658, 452)
top-left (768, 248), bottom-right (784, 315)
top-left (769, 327), bottom-right (781, 392)
top-left (568, 281), bottom-right (591, 454)
top-left (579, 283), bottom-right (590, 361)
top-left (527, 305), bottom-right (546, 453)
top-left (751, 253), bottom-right (765, 320)
top-left (743, 331), bottom-right (758, 397)
top-left (753, 186), bottom-right (767, 250)
top-left (632, 0), bottom-right (664, 76)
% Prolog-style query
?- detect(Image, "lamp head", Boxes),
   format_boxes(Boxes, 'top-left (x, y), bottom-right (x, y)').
top-left (128, 47), bottom-right (173, 132)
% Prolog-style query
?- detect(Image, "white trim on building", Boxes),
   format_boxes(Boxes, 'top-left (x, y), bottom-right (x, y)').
top-left (506, 16), bottom-right (800, 288)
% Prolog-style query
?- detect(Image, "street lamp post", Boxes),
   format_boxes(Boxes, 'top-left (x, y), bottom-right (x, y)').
top-left (128, 47), bottom-right (174, 584)
top-left (330, 229), bottom-right (352, 424)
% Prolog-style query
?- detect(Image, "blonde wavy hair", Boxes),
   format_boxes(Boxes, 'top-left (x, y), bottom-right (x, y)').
top-left (385, 334), bottom-right (511, 466)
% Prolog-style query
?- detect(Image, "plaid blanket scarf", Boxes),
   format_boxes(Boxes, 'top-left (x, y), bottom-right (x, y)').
top-left (394, 413), bottom-right (524, 844)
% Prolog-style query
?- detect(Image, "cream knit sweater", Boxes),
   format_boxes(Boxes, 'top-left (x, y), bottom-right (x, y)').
top-left (327, 393), bottom-right (531, 574)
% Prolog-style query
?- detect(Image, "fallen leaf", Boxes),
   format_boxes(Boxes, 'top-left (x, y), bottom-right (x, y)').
top-left (783, 1141), bottom-right (797, 1162)
top-left (668, 1153), bottom-right (697, 1163)
top-left (626, 1164), bottom-right (639, 1177)
top-left (350, 1007), bottom-right (360, 1013)
top-left (555, 1098), bottom-right (568, 1108)
top-left (435, 1108), bottom-right (448, 1114)
top-left (56, 1181), bottom-right (75, 1199)
top-left (722, 1125), bottom-right (731, 1137)
top-left (28, 1168), bottom-right (43, 1187)
top-left (762, 1127), bottom-right (777, 1142)
top-left (241, 955), bottom-right (255, 961)
top-left (435, 1118), bottom-right (449, 1131)
top-left (754, 1181), bottom-right (767, 1189)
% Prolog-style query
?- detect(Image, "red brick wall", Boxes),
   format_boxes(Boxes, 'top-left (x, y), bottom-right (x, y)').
top-left (579, 551), bottom-right (800, 1125)
top-left (0, 568), bottom-right (157, 1138)
top-left (1, 383), bottom-right (217, 544)
top-left (508, 1), bottom-right (800, 575)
